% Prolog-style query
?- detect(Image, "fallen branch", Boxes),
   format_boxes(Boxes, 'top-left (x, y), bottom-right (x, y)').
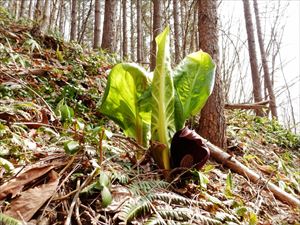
top-left (225, 100), bottom-right (269, 110)
top-left (201, 137), bottom-right (300, 208)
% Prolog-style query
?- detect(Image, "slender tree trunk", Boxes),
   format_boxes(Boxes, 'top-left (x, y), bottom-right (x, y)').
top-left (28, 0), bottom-right (33, 19)
top-left (59, 0), bottom-right (65, 35)
top-left (40, 0), bottom-right (50, 33)
top-left (78, 0), bottom-right (93, 44)
top-left (130, 0), bottom-right (135, 61)
top-left (253, 0), bottom-right (277, 119)
top-left (34, 0), bottom-right (42, 21)
top-left (50, 0), bottom-right (59, 30)
top-left (150, 0), bottom-right (163, 70)
top-left (19, 0), bottom-right (26, 18)
top-left (242, 0), bottom-right (263, 116)
top-left (77, 0), bottom-right (82, 41)
top-left (93, 0), bottom-right (101, 48)
top-left (101, 0), bottom-right (117, 52)
top-left (173, 0), bottom-right (180, 63)
top-left (197, 0), bottom-right (226, 149)
top-left (137, 0), bottom-right (142, 62)
top-left (123, 0), bottom-right (128, 58)
top-left (70, 0), bottom-right (77, 41)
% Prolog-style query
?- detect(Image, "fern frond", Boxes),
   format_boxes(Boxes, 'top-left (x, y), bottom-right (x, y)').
top-left (147, 192), bottom-right (213, 209)
top-left (118, 197), bottom-right (152, 224)
top-left (111, 171), bottom-right (129, 184)
top-left (0, 213), bottom-right (22, 225)
top-left (128, 180), bottom-right (170, 195)
top-left (215, 211), bottom-right (240, 224)
top-left (145, 209), bottom-right (222, 225)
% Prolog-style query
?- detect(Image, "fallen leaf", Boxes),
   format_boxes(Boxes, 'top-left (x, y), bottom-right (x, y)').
top-left (4, 170), bottom-right (59, 222)
top-left (0, 164), bottom-right (54, 200)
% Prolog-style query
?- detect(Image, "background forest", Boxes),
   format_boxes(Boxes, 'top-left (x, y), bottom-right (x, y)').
top-left (1, 0), bottom-right (299, 134)
top-left (0, 0), bottom-right (299, 225)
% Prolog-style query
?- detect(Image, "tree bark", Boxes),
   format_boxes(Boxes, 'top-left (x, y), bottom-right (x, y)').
top-left (130, 0), bottom-right (135, 61)
top-left (197, 0), bottom-right (226, 149)
top-left (40, 0), bottom-right (51, 33)
top-left (242, 0), bottom-right (264, 116)
top-left (70, 0), bottom-right (77, 41)
top-left (202, 137), bottom-right (300, 208)
top-left (150, 0), bottom-right (163, 70)
top-left (101, 0), bottom-right (117, 52)
top-left (123, 0), bottom-right (128, 58)
top-left (173, 0), bottom-right (180, 64)
top-left (136, 0), bottom-right (142, 62)
top-left (93, 0), bottom-right (101, 49)
top-left (28, 0), bottom-right (33, 19)
top-left (19, 0), bottom-right (26, 18)
top-left (59, 0), bottom-right (65, 35)
top-left (34, 0), bottom-right (42, 21)
top-left (253, 0), bottom-right (278, 119)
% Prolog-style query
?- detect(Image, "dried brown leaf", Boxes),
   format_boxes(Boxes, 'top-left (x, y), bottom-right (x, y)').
top-left (4, 170), bottom-right (59, 222)
top-left (0, 164), bottom-right (54, 200)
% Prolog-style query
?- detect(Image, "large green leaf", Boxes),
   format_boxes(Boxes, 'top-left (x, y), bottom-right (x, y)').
top-left (151, 27), bottom-right (176, 170)
top-left (173, 51), bottom-right (215, 130)
top-left (100, 63), bottom-right (151, 147)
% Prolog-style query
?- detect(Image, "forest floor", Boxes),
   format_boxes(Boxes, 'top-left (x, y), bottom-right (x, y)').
top-left (0, 9), bottom-right (300, 225)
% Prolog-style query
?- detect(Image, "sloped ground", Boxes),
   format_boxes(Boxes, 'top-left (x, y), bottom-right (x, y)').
top-left (0, 8), bottom-right (299, 225)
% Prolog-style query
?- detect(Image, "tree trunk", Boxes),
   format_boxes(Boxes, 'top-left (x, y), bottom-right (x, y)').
top-left (136, 0), bottom-right (142, 62)
top-left (93, 0), bottom-right (101, 49)
top-left (70, 0), bottom-right (77, 41)
top-left (101, 0), bottom-right (117, 52)
top-left (253, 0), bottom-right (278, 119)
top-left (242, 0), bottom-right (263, 116)
top-left (173, 0), bottom-right (180, 63)
top-left (19, 0), bottom-right (26, 18)
top-left (130, 0), bottom-right (135, 61)
top-left (34, 0), bottom-right (42, 21)
top-left (123, 0), bottom-right (128, 58)
top-left (78, 0), bottom-right (93, 44)
top-left (59, 0), bottom-right (65, 35)
top-left (28, 0), bottom-right (33, 19)
top-left (197, 0), bottom-right (226, 149)
top-left (150, 0), bottom-right (163, 70)
top-left (40, 0), bottom-right (51, 33)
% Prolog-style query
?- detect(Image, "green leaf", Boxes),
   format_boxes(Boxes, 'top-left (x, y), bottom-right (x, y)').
top-left (101, 186), bottom-right (112, 207)
top-left (151, 26), bottom-right (175, 170)
top-left (173, 50), bottom-right (215, 130)
top-left (100, 63), bottom-right (151, 147)
top-left (0, 157), bottom-right (14, 172)
top-left (64, 140), bottom-right (80, 155)
top-left (56, 99), bottom-right (74, 122)
top-left (99, 172), bottom-right (110, 187)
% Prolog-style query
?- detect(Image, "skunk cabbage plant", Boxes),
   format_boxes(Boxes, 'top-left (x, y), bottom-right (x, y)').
top-left (100, 27), bottom-right (215, 170)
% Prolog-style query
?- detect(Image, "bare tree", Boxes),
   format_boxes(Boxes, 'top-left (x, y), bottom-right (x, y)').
top-left (242, 0), bottom-right (263, 116)
top-left (59, 0), bottom-right (65, 35)
top-left (19, 0), bottom-right (26, 18)
top-left (93, 0), bottom-right (102, 49)
top-left (130, 0), bottom-right (135, 61)
top-left (34, 0), bottom-right (42, 21)
top-left (173, 0), bottom-right (180, 63)
top-left (28, 0), bottom-right (34, 19)
top-left (40, 0), bottom-right (51, 33)
top-left (253, 0), bottom-right (278, 119)
top-left (123, 0), bottom-right (128, 58)
top-left (197, 0), bottom-right (226, 149)
top-left (137, 0), bottom-right (142, 62)
top-left (150, 0), bottom-right (163, 70)
top-left (101, 0), bottom-right (117, 52)
top-left (70, 0), bottom-right (77, 41)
